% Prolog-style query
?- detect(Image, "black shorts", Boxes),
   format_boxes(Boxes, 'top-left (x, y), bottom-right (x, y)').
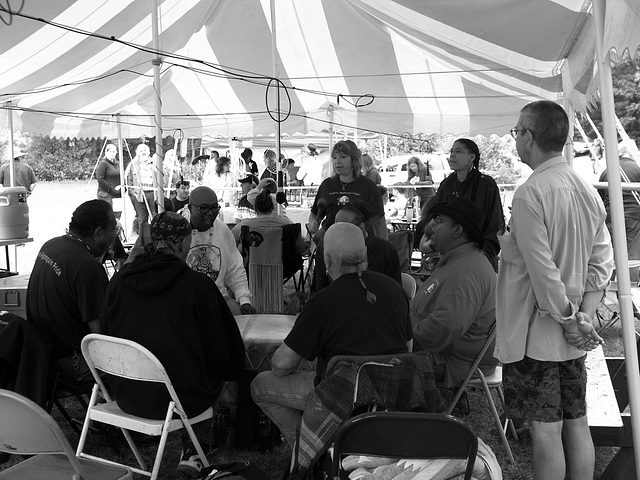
top-left (503, 355), bottom-right (587, 423)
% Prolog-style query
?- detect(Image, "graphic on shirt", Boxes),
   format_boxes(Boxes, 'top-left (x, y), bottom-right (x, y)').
top-left (425, 280), bottom-right (438, 295)
top-left (337, 195), bottom-right (351, 205)
top-left (187, 243), bottom-right (221, 281)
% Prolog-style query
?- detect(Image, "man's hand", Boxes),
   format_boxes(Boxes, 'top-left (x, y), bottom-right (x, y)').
top-left (240, 303), bottom-right (256, 315)
top-left (563, 313), bottom-right (603, 351)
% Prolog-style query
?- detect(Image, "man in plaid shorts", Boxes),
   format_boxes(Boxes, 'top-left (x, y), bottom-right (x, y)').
top-left (496, 100), bottom-right (614, 480)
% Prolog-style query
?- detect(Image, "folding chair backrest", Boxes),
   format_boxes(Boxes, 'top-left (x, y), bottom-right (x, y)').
top-left (0, 388), bottom-right (86, 474)
top-left (246, 226), bottom-right (285, 313)
top-left (81, 333), bottom-right (188, 417)
top-left (400, 272), bottom-right (417, 299)
top-left (388, 230), bottom-right (413, 272)
top-left (332, 412), bottom-right (477, 480)
top-left (82, 334), bottom-right (168, 384)
top-left (282, 222), bottom-right (303, 279)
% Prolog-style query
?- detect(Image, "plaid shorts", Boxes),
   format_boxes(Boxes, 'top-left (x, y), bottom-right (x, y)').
top-left (503, 355), bottom-right (587, 423)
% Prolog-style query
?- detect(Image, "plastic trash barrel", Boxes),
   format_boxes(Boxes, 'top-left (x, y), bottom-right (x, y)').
top-left (0, 187), bottom-right (29, 239)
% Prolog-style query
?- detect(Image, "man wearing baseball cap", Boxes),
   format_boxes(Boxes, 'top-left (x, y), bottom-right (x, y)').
top-left (0, 146), bottom-right (37, 193)
top-left (410, 196), bottom-right (497, 391)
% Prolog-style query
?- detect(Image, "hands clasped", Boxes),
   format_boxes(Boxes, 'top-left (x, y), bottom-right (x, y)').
top-left (563, 313), bottom-right (603, 351)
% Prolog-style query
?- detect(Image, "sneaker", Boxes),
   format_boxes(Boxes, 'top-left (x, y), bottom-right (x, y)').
top-left (176, 444), bottom-right (212, 478)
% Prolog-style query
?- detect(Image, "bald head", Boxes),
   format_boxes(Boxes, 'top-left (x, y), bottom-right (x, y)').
top-left (190, 186), bottom-right (217, 205)
top-left (335, 205), bottom-right (367, 235)
top-left (324, 223), bottom-right (367, 279)
top-left (188, 186), bottom-right (220, 231)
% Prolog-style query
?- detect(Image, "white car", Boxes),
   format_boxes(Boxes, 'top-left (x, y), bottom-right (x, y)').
top-left (378, 154), bottom-right (450, 186)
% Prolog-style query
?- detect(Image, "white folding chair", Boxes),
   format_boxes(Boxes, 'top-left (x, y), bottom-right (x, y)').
top-left (76, 334), bottom-right (214, 480)
top-left (0, 388), bottom-right (132, 480)
top-left (400, 272), bottom-right (417, 299)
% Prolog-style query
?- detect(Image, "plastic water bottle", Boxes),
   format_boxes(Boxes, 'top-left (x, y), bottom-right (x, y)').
top-left (405, 205), bottom-right (413, 221)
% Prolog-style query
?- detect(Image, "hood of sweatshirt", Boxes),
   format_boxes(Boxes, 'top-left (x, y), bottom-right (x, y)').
top-left (117, 252), bottom-right (190, 295)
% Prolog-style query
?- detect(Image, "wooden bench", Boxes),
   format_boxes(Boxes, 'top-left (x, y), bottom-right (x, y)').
top-left (586, 345), bottom-right (622, 429)
top-left (589, 339), bottom-right (640, 480)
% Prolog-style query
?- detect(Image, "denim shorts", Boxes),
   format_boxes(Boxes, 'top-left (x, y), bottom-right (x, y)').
top-left (503, 355), bottom-right (587, 423)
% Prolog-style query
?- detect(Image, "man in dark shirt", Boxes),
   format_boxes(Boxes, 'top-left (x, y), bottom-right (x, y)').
top-left (251, 222), bottom-right (412, 448)
top-left (599, 152), bottom-right (640, 282)
top-left (172, 179), bottom-right (190, 212)
top-left (27, 200), bottom-right (117, 383)
top-left (314, 203), bottom-right (401, 291)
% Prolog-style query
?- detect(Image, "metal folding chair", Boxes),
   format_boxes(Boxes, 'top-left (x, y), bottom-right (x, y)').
top-left (446, 324), bottom-right (518, 465)
top-left (332, 411), bottom-right (477, 480)
top-left (76, 334), bottom-right (214, 480)
top-left (0, 388), bottom-right (132, 480)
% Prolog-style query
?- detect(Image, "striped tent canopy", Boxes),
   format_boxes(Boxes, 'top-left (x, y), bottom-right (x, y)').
top-left (0, 0), bottom-right (638, 139)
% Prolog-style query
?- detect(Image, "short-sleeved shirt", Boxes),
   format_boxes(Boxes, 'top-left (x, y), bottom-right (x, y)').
top-left (284, 271), bottom-right (412, 376)
top-left (311, 175), bottom-right (384, 231)
top-left (0, 160), bottom-right (37, 191)
top-left (27, 236), bottom-right (108, 358)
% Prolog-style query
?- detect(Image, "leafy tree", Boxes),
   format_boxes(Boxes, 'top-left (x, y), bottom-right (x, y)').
top-left (578, 56), bottom-right (640, 143)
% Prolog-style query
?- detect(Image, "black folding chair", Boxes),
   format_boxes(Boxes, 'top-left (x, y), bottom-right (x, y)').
top-left (332, 411), bottom-right (477, 480)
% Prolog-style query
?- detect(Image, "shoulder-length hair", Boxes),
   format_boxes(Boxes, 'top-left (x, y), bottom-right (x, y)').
top-left (215, 156), bottom-right (231, 176)
top-left (331, 140), bottom-right (362, 178)
top-left (407, 156), bottom-right (428, 180)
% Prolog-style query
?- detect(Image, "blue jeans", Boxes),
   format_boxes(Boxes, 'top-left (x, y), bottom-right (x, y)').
top-left (250, 371), bottom-right (316, 448)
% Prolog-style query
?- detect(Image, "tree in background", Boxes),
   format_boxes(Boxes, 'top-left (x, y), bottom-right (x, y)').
top-left (579, 56), bottom-right (640, 142)
top-left (440, 135), bottom-right (521, 185)
top-left (26, 136), bottom-right (102, 181)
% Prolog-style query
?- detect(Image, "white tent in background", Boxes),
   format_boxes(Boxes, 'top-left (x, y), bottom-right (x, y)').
top-left (1, 1), bottom-right (640, 475)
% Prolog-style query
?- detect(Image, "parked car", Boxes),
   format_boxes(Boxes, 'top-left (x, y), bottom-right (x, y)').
top-left (378, 154), bottom-right (450, 186)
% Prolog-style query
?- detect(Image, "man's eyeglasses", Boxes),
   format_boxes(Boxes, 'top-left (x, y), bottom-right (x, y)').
top-left (509, 128), bottom-right (527, 139)
top-left (194, 203), bottom-right (220, 214)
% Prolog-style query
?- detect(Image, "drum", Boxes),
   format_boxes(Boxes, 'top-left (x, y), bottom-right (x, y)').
top-left (235, 314), bottom-right (314, 371)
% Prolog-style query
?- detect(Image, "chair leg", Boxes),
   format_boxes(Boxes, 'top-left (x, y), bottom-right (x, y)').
top-left (477, 373), bottom-right (516, 465)
top-left (150, 403), bottom-right (176, 480)
top-left (495, 384), bottom-right (519, 441)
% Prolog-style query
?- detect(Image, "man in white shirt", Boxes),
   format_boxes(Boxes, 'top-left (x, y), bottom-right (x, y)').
top-left (181, 186), bottom-right (256, 315)
top-left (496, 100), bottom-right (613, 480)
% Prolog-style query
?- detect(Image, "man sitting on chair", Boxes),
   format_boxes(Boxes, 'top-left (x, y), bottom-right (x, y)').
top-left (314, 202), bottom-right (402, 292)
top-left (103, 212), bottom-right (245, 477)
top-left (27, 200), bottom-right (117, 384)
top-left (180, 186), bottom-right (256, 315)
top-left (251, 222), bottom-right (412, 449)
top-left (410, 197), bottom-right (497, 390)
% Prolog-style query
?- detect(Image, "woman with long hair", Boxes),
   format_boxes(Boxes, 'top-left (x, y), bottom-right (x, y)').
top-left (308, 140), bottom-right (386, 239)
top-left (406, 156), bottom-right (434, 207)
top-left (96, 143), bottom-right (121, 208)
top-left (205, 155), bottom-right (237, 206)
top-left (428, 138), bottom-right (504, 270)
top-left (361, 153), bottom-right (381, 184)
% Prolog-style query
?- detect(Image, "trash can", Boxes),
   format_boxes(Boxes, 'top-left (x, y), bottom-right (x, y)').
top-left (0, 187), bottom-right (29, 239)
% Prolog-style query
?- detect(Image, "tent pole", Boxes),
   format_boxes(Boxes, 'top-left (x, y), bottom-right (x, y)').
top-left (116, 114), bottom-right (127, 240)
top-left (5, 101), bottom-right (14, 188)
top-left (563, 100), bottom-right (575, 167)
top-left (585, 112), bottom-right (605, 143)
top-left (270, 0), bottom-right (284, 214)
top-left (151, 0), bottom-right (164, 214)
top-left (593, 1), bottom-right (640, 477)
top-left (615, 115), bottom-right (640, 162)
